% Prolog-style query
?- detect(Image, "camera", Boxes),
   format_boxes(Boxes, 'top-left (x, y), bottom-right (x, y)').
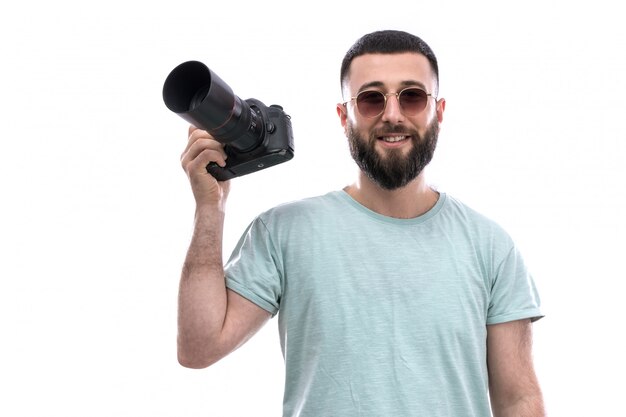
top-left (162, 61), bottom-right (294, 181)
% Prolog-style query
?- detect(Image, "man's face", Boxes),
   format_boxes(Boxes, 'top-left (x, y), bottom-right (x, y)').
top-left (337, 52), bottom-right (445, 190)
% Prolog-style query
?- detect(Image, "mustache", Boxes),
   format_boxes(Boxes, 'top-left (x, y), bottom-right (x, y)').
top-left (373, 124), bottom-right (418, 136)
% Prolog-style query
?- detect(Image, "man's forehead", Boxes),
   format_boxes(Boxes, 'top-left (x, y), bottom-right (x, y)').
top-left (347, 52), bottom-right (435, 91)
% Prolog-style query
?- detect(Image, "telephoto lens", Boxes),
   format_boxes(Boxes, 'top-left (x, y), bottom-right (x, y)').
top-left (163, 61), bottom-right (261, 152)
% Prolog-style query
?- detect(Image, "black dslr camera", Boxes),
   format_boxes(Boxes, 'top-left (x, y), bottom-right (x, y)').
top-left (163, 61), bottom-right (294, 181)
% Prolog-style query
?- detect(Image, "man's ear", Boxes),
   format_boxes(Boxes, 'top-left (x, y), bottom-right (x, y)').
top-left (337, 103), bottom-right (349, 134)
top-left (436, 98), bottom-right (446, 123)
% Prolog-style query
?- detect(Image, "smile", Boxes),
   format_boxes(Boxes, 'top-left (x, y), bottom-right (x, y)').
top-left (379, 135), bottom-right (410, 143)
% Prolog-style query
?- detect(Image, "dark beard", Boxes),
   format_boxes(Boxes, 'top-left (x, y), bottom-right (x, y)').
top-left (347, 120), bottom-right (439, 190)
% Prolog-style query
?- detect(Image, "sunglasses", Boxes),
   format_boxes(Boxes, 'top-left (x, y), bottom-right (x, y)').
top-left (344, 87), bottom-right (436, 118)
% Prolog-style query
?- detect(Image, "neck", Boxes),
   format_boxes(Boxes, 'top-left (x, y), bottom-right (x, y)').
top-left (344, 172), bottom-right (439, 219)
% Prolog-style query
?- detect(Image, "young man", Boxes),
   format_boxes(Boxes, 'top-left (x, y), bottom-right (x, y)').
top-left (177, 30), bottom-right (545, 417)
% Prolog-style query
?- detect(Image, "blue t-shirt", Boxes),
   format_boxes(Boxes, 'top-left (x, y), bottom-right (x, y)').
top-left (225, 191), bottom-right (543, 417)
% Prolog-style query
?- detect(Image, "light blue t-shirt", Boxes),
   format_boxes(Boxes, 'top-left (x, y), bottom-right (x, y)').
top-left (225, 191), bottom-right (542, 417)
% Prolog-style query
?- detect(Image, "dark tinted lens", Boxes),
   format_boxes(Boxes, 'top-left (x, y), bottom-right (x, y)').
top-left (356, 90), bottom-right (386, 117)
top-left (399, 88), bottom-right (428, 115)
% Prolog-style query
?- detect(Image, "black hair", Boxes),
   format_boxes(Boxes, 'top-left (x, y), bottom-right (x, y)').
top-left (340, 30), bottom-right (439, 92)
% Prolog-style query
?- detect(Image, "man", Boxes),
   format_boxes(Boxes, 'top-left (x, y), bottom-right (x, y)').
top-left (177, 30), bottom-right (545, 416)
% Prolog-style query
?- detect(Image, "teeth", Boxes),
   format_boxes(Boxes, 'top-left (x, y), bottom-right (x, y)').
top-left (382, 136), bottom-right (408, 143)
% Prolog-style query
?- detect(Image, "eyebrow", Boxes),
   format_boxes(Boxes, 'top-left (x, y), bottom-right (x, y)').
top-left (358, 80), bottom-right (429, 92)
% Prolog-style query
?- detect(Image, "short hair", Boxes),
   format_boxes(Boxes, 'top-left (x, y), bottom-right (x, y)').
top-left (340, 30), bottom-right (439, 93)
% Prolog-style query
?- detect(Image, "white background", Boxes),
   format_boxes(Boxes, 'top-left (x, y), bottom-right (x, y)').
top-left (1, 1), bottom-right (624, 416)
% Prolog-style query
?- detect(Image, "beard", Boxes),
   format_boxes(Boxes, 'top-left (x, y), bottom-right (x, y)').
top-left (346, 119), bottom-right (440, 190)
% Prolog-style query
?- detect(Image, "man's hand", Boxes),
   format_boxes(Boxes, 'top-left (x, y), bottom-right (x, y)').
top-left (180, 125), bottom-right (231, 209)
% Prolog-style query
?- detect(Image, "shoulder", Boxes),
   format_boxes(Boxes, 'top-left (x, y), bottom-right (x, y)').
top-left (439, 193), bottom-right (515, 246)
top-left (243, 191), bottom-right (350, 244)
top-left (258, 191), bottom-right (346, 222)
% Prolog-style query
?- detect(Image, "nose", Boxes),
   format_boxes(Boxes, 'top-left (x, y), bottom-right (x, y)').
top-left (381, 93), bottom-right (404, 123)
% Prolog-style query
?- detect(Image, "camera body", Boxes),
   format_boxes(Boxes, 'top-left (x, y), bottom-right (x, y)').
top-left (162, 61), bottom-right (294, 181)
top-left (207, 99), bottom-right (294, 181)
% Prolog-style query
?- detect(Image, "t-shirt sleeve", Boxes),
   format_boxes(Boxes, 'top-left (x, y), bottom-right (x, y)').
top-left (486, 244), bottom-right (543, 325)
top-left (224, 216), bottom-right (283, 316)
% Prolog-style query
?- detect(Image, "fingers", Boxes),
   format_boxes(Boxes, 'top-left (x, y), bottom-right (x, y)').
top-left (181, 127), bottom-right (228, 174)
top-left (181, 126), bottom-right (232, 205)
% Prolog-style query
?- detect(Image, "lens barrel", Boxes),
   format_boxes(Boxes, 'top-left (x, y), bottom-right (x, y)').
top-left (162, 61), bottom-right (263, 152)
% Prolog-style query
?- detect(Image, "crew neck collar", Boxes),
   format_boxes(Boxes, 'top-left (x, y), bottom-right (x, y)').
top-left (336, 189), bottom-right (446, 225)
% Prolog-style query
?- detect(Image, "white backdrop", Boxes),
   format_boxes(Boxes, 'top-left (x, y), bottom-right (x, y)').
top-left (1, 1), bottom-right (624, 416)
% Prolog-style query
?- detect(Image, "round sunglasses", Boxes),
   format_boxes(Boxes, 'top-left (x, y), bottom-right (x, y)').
top-left (344, 87), bottom-right (437, 118)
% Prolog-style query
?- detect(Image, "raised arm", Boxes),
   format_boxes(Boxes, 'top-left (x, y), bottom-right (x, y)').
top-left (177, 126), bottom-right (271, 369)
top-left (487, 319), bottom-right (546, 417)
